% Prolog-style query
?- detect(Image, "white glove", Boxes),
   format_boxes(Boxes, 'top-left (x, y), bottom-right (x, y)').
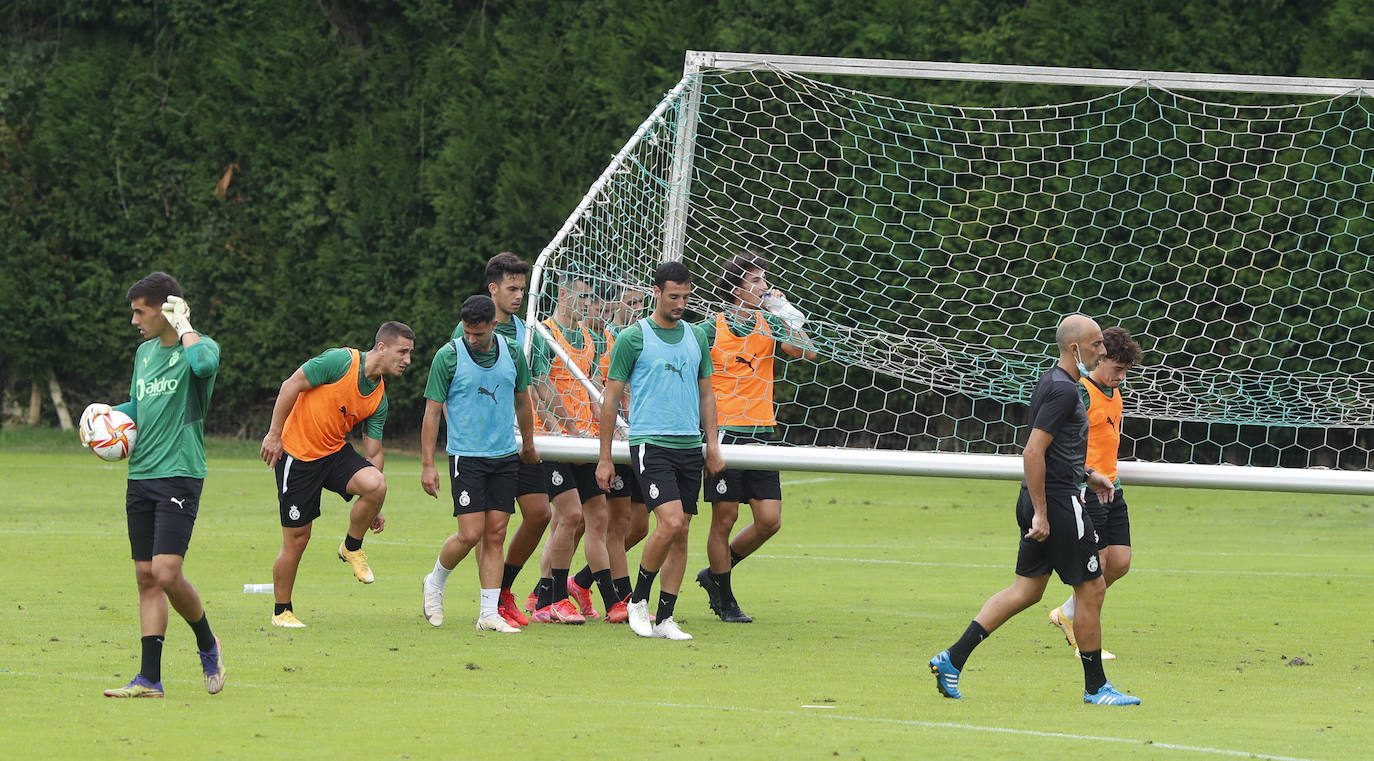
top-left (162, 295), bottom-right (194, 338)
top-left (761, 289), bottom-right (806, 331)
top-left (79, 403), bottom-right (112, 447)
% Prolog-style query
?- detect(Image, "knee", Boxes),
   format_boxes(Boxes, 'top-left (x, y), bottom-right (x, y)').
top-left (711, 504), bottom-right (740, 529)
top-left (367, 477), bottom-right (388, 504)
top-left (757, 514), bottom-right (782, 538)
top-left (456, 528), bottom-right (483, 548)
top-left (656, 511), bottom-right (687, 538)
top-left (485, 523), bottom-right (508, 547)
top-left (520, 500), bottom-right (550, 529)
top-left (150, 559), bottom-right (182, 590)
top-left (135, 568), bottom-right (159, 593)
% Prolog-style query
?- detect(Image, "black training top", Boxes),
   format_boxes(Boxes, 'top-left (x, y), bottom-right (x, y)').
top-left (1022, 364), bottom-right (1088, 495)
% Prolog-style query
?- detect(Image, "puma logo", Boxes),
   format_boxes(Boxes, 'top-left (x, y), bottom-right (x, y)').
top-left (170, 497), bottom-right (187, 510)
top-left (664, 362), bottom-right (684, 379)
top-left (339, 405), bottom-right (348, 418)
top-left (1108, 416), bottom-right (1117, 433)
top-left (733, 356), bottom-right (755, 371)
top-left (477, 386), bottom-right (498, 403)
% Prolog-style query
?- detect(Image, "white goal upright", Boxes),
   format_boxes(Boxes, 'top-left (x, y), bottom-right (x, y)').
top-left (528, 51), bottom-right (1374, 495)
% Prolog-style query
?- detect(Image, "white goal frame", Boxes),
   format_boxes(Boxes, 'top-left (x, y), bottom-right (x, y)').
top-left (527, 52), bottom-right (1374, 495)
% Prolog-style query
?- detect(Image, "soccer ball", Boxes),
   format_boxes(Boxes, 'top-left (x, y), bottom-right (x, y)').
top-left (89, 410), bottom-right (138, 462)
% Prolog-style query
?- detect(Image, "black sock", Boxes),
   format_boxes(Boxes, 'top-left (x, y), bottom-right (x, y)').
top-left (613, 575), bottom-right (632, 600)
top-left (343, 534), bottom-right (363, 552)
top-left (712, 570), bottom-right (735, 604)
top-left (188, 613), bottom-right (216, 652)
top-left (501, 563), bottom-right (523, 591)
top-left (552, 568), bottom-right (570, 601)
top-left (274, 602), bottom-right (292, 615)
top-left (535, 577), bottom-right (553, 609)
top-left (730, 548), bottom-right (746, 567)
top-left (631, 566), bottom-right (657, 604)
top-left (592, 569), bottom-right (618, 609)
top-left (947, 620), bottom-right (989, 671)
top-left (656, 591), bottom-right (678, 622)
top-left (140, 635), bottom-right (164, 684)
top-left (573, 565), bottom-right (594, 589)
top-left (1080, 650), bottom-right (1107, 693)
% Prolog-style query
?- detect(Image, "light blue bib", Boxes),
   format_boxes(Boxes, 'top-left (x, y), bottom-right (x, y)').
top-left (445, 336), bottom-right (517, 457)
top-left (628, 318), bottom-right (701, 437)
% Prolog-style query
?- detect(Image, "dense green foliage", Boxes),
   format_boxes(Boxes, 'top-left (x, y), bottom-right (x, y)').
top-left (3, 0), bottom-right (1372, 435)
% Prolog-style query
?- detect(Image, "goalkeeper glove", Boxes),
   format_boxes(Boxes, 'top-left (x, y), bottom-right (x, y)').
top-left (162, 295), bottom-right (194, 338)
top-left (79, 402), bottom-right (112, 447)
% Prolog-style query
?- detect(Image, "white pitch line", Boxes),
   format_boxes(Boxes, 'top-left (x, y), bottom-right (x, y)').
top-left (753, 554), bottom-right (1374, 579)
top-left (0, 670), bottom-right (1334, 761)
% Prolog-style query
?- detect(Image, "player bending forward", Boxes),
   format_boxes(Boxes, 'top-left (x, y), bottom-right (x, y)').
top-left (421, 295), bottom-right (540, 632)
top-left (83, 272), bottom-right (225, 698)
top-left (1049, 326), bottom-right (1142, 660)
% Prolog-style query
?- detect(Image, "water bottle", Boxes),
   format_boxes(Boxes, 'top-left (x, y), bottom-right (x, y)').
top-left (761, 290), bottom-right (806, 330)
top-left (243, 583), bottom-right (275, 594)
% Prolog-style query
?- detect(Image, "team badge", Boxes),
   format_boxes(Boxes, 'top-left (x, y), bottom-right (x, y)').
top-left (715, 479), bottom-right (728, 495)
top-left (614, 476), bottom-right (624, 491)
top-left (459, 490), bottom-right (471, 507)
top-left (288, 505), bottom-right (300, 521)
top-left (1087, 555), bottom-right (1099, 573)
top-left (648, 483), bottom-right (659, 500)
top-left (551, 470), bottom-right (564, 487)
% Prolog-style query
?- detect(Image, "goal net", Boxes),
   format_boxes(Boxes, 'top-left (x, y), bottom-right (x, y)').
top-left (528, 53), bottom-right (1374, 492)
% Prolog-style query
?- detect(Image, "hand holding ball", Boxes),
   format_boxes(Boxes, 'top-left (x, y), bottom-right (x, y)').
top-left (82, 408), bottom-right (138, 462)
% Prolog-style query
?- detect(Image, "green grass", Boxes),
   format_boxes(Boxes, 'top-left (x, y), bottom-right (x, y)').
top-left (3, 430), bottom-right (1371, 760)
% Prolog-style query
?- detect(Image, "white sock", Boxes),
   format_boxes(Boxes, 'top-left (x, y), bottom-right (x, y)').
top-left (479, 588), bottom-right (499, 618)
top-left (1062, 594), bottom-right (1076, 620)
top-left (431, 557), bottom-right (453, 588)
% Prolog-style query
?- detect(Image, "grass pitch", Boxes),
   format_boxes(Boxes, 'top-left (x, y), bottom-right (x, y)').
top-left (2, 429), bottom-right (1371, 760)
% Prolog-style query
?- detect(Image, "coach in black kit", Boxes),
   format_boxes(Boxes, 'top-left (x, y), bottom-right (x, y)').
top-left (927, 314), bottom-right (1141, 706)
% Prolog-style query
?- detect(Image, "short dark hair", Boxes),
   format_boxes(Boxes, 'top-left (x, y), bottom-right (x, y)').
top-left (461, 295), bottom-right (497, 325)
top-left (717, 253), bottom-right (766, 304)
top-left (654, 260), bottom-right (692, 289)
top-left (126, 272), bottom-right (182, 306)
top-left (486, 252), bottom-right (530, 286)
top-left (375, 321), bottom-right (415, 347)
top-left (1102, 326), bottom-right (1142, 367)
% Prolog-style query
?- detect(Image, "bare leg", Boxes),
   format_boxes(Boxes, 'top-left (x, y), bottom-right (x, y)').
top-left (273, 524), bottom-right (312, 605)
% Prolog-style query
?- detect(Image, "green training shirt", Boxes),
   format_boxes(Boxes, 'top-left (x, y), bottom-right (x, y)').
top-left (302, 348), bottom-right (387, 439)
top-left (115, 335), bottom-right (220, 480)
top-left (607, 320), bottom-right (712, 449)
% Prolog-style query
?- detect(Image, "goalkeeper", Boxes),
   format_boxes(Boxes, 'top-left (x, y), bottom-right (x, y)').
top-left (696, 253), bottom-right (817, 623)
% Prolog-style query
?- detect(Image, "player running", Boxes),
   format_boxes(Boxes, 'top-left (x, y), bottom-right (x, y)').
top-left (420, 296), bottom-right (540, 633)
top-left (596, 261), bottom-right (725, 641)
top-left (83, 271), bottom-right (225, 698)
top-left (696, 253), bottom-right (817, 623)
top-left (1049, 326), bottom-right (1143, 660)
top-left (259, 321), bottom-right (414, 628)
top-left (929, 314), bottom-right (1141, 706)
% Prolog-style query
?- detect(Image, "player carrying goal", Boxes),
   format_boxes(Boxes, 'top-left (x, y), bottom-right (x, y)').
top-left (696, 253), bottom-right (817, 623)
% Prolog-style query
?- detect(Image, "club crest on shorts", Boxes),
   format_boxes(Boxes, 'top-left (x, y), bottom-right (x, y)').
top-left (648, 483), bottom-right (659, 500)
top-left (551, 470), bottom-right (564, 487)
top-left (459, 490), bottom-right (471, 507)
top-left (715, 479), bottom-right (728, 495)
top-left (614, 476), bottom-right (624, 491)
top-left (288, 505), bottom-right (300, 521)
top-left (1087, 555), bottom-right (1099, 573)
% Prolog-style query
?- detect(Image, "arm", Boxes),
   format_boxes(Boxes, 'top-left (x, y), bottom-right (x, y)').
top-left (700, 377), bottom-right (725, 476)
top-left (779, 325), bottom-right (818, 361)
top-left (420, 398), bottom-right (443, 498)
top-left (1086, 469), bottom-right (1115, 505)
top-left (595, 378), bottom-right (626, 490)
top-left (184, 336), bottom-right (219, 377)
top-left (260, 367), bottom-right (312, 467)
top-left (1022, 428), bottom-right (1053, 542)
top-left (514, 388), bottom-right (539, 464)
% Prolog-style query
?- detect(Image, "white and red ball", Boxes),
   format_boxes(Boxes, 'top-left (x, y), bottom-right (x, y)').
top-left (89, 410), bottom-right (138, 462)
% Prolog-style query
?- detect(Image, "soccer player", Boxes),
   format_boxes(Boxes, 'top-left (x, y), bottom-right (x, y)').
top-left (1049, 326), bottom-right (1143, 659)
top-left (460, 252), bottom-right (559, 627)
top-left (596, 261), bottom-right (724, 640)
top-left (420, 295), bottom-right (540, 633)
top-left (529, 269), bottom-right (605, 624)
top-left (81, 272), bottom-right (224, 698)
top-left (259, 321), bottom-right (414, 628)
top-left (696, 253), bottom-right (817, 623)
top-left (928, 314), bottom-right (1141, 706)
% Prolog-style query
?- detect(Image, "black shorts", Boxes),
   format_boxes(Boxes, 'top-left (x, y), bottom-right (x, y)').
top-left (450, 454), bottom-right (520, 515)
top-left (1013, 487), bottom-right (1103, 586)
top-left (704, 429), bottom-right (782, 503)
top-left (517, 459), bottom-right (547, 498)
top-left (609, 463), bottom-right (643, 503)
top-left (631, 443), bottom-right (704, 515)
top-left (1084, 486), bottom-right (1131, 550)
top-left (547, 461), bottom-right (605, 501)
top-left (275, 445), bottom-right (373, 528)
top-left (126, 477), bottom-right (202, 560)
